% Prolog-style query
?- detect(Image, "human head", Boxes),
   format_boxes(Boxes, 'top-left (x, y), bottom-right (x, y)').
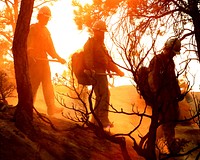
top-left (92, 20), bottom-right (107, 40)
top-left (163, 38), bottom-right (181, 57)
top-left (37, 6), bottom-right (51, 26)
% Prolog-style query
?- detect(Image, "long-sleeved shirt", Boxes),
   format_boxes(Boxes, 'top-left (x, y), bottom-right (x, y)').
top-left (148, 52), bottom-right (181, 99)
top-left (83, 37), bottom-right (122, 74)
top-left (27, 23), bottom-right (60, 60)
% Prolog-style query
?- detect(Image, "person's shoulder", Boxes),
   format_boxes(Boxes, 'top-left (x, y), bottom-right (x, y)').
top-left (153, 53), bottom-right (165, 61)
top-left (154, 53), bottom-right (163, 58)
top-left (29, 23), bottom-right (38, 33)
top-left (30, 23), bottom-right (49, 31)
top-left (30, 23), bottom-right (36, 29)
top-left (84, 37), bottom-right (94, 46)
top-left (87, 37), bottom-right (94, 43)
top-left (29, 23), bottom-right (42, 32)
top-left (149, 53), bottom-right (164, 66)
top-left (30, 23), bottom-right (41, 28)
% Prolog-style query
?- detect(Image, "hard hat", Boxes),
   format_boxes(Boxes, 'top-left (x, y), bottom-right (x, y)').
top-left (164, 38), bottom-right (181, 55)
top-left (92, 20), bottom-right (107, 32)
top-left (38, 6), bottom-right (51, 17)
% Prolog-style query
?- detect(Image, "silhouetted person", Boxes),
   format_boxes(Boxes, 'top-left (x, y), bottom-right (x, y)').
top-left (84, 20), bottom-right (124, 128)
top-left (148, 37), bottom-right (183, 154)
top-left (27, 6), bottom-right (66, 115)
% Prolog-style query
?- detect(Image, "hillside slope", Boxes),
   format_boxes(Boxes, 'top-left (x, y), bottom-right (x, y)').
top-left (0, 85), bottom-right (199, 160)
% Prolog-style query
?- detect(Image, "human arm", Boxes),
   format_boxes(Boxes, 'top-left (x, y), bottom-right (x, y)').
top-left (45, 28), bottom-right (66, 64)
top-left (148, 55), bottom-right (163, 93)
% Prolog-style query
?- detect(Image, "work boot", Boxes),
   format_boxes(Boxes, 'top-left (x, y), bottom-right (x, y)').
top-left (47, 107), bottom-right (63, 116)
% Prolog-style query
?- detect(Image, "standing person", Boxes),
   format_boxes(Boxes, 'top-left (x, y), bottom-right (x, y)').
top-left (83, 20), bottom-right (124, 128)
top-left (148, 37), bottom-right (184, 153)
top-left (27, 6), bottom-right (66, 116)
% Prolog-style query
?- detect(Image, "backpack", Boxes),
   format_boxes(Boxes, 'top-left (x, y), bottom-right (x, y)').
top-left (136, 66), bottom-right (154, 106)
top-left (71, 51), bottom-right (94, 85)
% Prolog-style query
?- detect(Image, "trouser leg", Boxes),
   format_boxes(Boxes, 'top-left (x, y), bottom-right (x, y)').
top-left (161, 101), bottom-right (179, 150)
top-left (29, 62), bottom-right (41, 104)
top-left (42, 79), bottom-right (55, 110)
top-left (92, 75), bottom-right (110, 127)
top-left (42, 64), bottom-right (58, 114)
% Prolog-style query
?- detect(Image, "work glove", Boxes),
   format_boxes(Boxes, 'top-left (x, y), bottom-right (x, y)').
top-left (57, 57), bottom-right (66, 64)
top-left (116, 70), bottom-right (125, 77)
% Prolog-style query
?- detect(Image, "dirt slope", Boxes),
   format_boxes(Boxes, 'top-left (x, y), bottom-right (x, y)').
top-left (0, 85), bottom-right (199, 160)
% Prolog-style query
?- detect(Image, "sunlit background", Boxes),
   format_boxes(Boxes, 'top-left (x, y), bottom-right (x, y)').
top-left (43, 0), bottom-right (90, 77)
top-left (29, 0), bottom-right (200, 90)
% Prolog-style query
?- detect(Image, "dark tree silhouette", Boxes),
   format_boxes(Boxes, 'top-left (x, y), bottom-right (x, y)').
top-left (12, 0), bottom-right (34, 135)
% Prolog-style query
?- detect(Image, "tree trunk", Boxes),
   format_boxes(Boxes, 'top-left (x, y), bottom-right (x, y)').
top-left (12, 0), bottom-right (34, 135)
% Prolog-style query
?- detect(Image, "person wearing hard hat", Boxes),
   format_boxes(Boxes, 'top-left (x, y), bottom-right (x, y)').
top-left (148, 37), bottom-right (184, 154)
top-left (83, 20), bottom-right (124, 128)
top-left (27, 6), bottom-right (66, 115)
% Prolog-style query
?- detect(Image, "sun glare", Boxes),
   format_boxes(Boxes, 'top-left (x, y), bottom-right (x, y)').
top-left (78, 0), bottom-right (93, 5)
top-left (46, 0), bottom-right (90, 76)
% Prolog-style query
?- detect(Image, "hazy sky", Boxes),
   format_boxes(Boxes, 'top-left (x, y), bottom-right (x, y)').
top-left (31, 0), bottom-right (200, 89)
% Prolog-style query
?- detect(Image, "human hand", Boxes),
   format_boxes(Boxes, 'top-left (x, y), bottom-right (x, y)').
top-left (58, 58), bottom-right (66, 64)
top-left (117, 70), bottom-right (124, 77)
